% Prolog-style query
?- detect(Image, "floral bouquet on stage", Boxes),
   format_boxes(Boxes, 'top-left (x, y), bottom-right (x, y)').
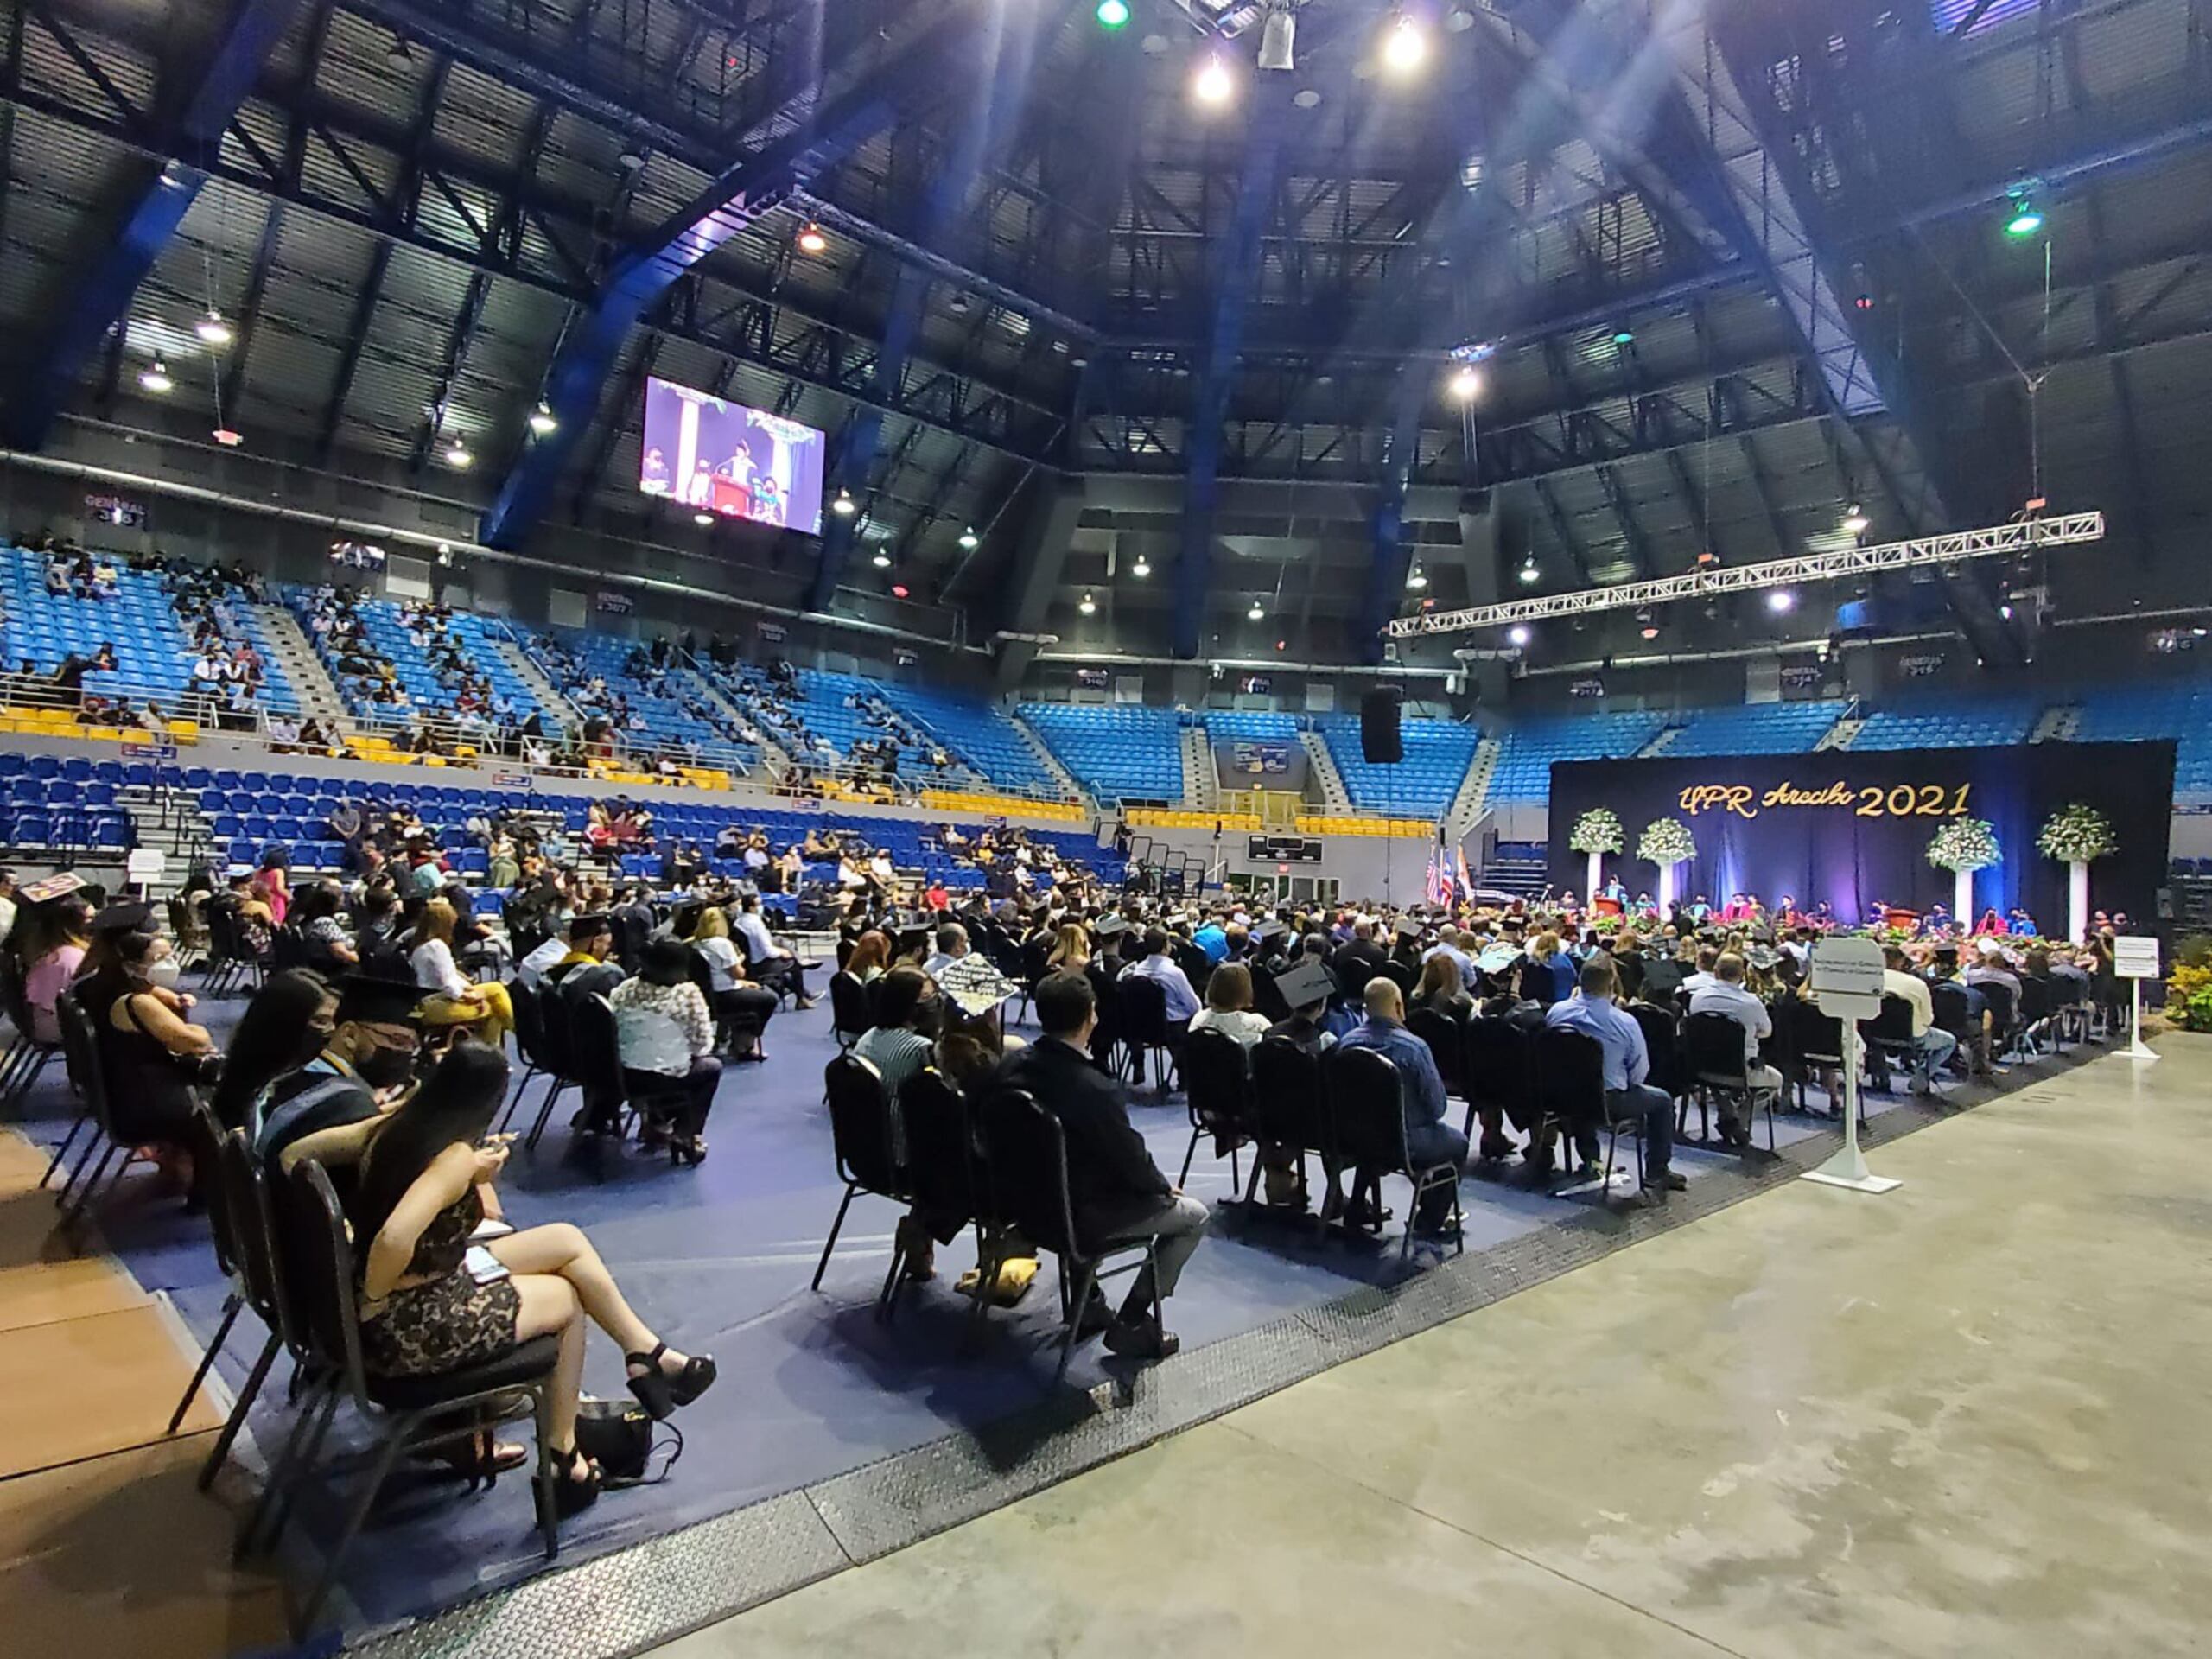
top-left (2036, 804), bottom-right (2117, 864)
top-left (1568, 808), bottom-right (1624, 855)
top-left (1926, 817), bottom-right (2001, 874)
top-left (1637, 818), bottom-right (1697, 867)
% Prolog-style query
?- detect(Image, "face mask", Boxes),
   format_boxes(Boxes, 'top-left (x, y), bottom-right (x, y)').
top-left (353, 1046), bottom-right (416, 1090)
top-left (148, 957), bottom-right (181, 990)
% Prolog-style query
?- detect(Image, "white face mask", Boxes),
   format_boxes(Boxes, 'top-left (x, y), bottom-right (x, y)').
top-left (147, 957), bottom-right (181, 990)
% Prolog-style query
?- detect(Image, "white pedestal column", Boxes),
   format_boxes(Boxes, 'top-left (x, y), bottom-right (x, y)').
top-left (1657, 861), bottom-right (1676, 913)
top-left (1954, 866), bottom-right (1974, 929)
top-left (1586, 851), bottom-right (1603, 902)
top-left (2069, 860), bottom-right (2090, 944)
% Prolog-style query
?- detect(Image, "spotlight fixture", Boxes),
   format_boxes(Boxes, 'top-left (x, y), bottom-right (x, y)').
top-left (445, 439), bottom-right (473, 468)
top-left (1842, 503), bottom-right (1870, 535)
top-left (386, 34), bottom-right (413, 69)
top-left (1382, 12), bottom-right (1428, 73)
top-left (890, 582), bottom-right (911, 600)
top-left (1636, 606), bottom-right (1658, 640)
top-left (1094, 0), bottom-right (1130, 28)
top-left (831, 487), bottom-right (857, 517)
top-left (1517, 556), bottom-right (1540, 585)
top-left (1610, 327), bottom-right (1636, 346)
top-left (694, 511), bottom-right (715, 527)
top-left (1131, 554), bottom-right (1152, 578)
top-left (2004, 194), bottom-right (2044, 238)
top-left (528, 402), bottom-right (558, 436)
top-left (1508, 624), bottom-right (1531, 646)
top-left (1406, 563), bottom-right (1428, 590)
top-left (139, 359), bottom-right (174, 394)
top-left (194, 309), bottom-right (233, 347)
top-left (1193, 53), bottom-right (1234, 105)
top-left (1768, 588), bottom-right (1796, 613)
top-left (1448, 365), bottom-right (1483, 402)
top-left (1078, 592), bottom-right (1097, 615)
top-left (957, 525), bottom-right (981, 551)
top-left (1999, 602), bottom-right (2014, 620)
top-left (872, 549), bottom-right (893, 569)
top-left (796, 223), bottom-right (829, 255)
top-left (1247, 601), bottom-right (1264, 621)
top-left (212, 427), bottom-right (242, 448)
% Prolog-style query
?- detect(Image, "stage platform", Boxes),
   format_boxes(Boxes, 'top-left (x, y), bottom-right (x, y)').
top-left (3, 991), bottom-right (2113, 1656)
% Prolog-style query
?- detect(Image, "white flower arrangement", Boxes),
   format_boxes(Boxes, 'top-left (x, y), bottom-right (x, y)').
top-left (1926, 817), bottom-right (2002, 874)
top-left (1568, 807), bottom-right (1624, 855)
top-left (1637, 817), bottom-right (1697, 867)
top-left (2037, 803), bottom-right (2117, 864)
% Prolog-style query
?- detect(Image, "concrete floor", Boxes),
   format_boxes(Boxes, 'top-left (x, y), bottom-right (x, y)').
top-left (658, 1035), bottom-right (2212, 1659)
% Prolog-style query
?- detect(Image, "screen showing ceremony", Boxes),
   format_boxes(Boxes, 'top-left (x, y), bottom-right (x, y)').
top-left (637, 376), bottom-right (828, 536)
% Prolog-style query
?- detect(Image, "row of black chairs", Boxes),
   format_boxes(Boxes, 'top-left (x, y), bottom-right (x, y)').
top-left (501, 979), bottom-right (695, 1159)
top-left (817, 1054), bottom-right (1165, 1384)
top-left (172, 1106), bottom-right (564, 1639)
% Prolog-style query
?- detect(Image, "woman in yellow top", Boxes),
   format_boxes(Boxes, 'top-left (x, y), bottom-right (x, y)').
top-left (408, 897), bottom-right (515, 1047)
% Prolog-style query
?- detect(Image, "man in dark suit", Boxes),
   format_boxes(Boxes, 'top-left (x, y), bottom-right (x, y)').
top-left (1334, 918), bottom-right (1389, 989)
top-left (612, 884), bottom-right (658, 976)
top-left (991, 972), bottom-right (1206, 1360)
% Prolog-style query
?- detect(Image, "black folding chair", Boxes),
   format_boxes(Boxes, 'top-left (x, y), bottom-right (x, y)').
top-left (812, 1054), bottom-right (911, 1308)
top-left (1175, 1025), bottom-right (1258, 1196)
top-left (1784, 998), bottom-right (1861, 1122)
top-left (1862, 994), bottom-right (1924, 1093)
top-left (54, 989), bottom-right (162, 1224)
top-left (885, 1067), bottom-right (981, 1320)
top-left (974, 1085), bottom-right (1160, 1387)
top-left (1534, 1025), bottom-right (1633, 1199)
top-left (1114, 973), bottom-right (1176, 1096)
top-left (570, 990), bottom-right (677, 1145)
top-left (520, 986), bottom-right (586, 1150)
top-left (1630, 1001), bottom-right (1683, 1120)
top-left (39, 985), bottom-right (98, 1191)
top-left (828, 970), bottom-right (874, 1050)
top-left (1461, 1014), bottom-right (1533, 1151)
top-left (251, 1161), bottom-right (563, 1641)
top-left (1251, 1034), bottom-right (1332, 1224)
top-left (1320, 1045), bottom-right (1464, 1264)
top-left (1681, 1010), bottom-right (1780, 1152)
top-left (2011, 974), bottom-right (2052, 1061)
top-left (1406, 1006), bottom-right (1468, 1102)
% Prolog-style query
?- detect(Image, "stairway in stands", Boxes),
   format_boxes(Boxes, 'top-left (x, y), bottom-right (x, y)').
top-left (117, 778), bottom-right (215, 890)
top-left (252, 604), bottom-right (353, 734)
top-left (488, 632), bottom-right (586, 734)
top-left (1011, 713), bottom-right (1087, 804)
top-left (1636, 725), bottom-right (1681, 758)
top-left (1815, 708), bottom-right (1866, 750)
top-left (1443, 737), bottom-right (1499, 842)
top-left (1300, 729), bottom-right (1351, 811)
top-left (1180, 723), bottom-right (1217, 810)
top-left (1479, 845), bottom-right (1549, 900)
top-left (2031, 703), bottom-right (2083, 743)
top-left (683, 665), bottom-right (795, 778)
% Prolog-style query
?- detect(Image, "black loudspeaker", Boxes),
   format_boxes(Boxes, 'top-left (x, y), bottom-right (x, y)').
top-left (1359, 689), bottom-right (1402, 764)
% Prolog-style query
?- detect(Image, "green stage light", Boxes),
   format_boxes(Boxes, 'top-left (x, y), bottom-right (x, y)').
top-left (1096, 0), bottom-right (1130, 28)
top-left (2005, 194), bottom-right (2044, 238)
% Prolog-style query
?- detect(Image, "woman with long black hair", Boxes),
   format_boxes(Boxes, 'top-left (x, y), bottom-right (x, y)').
top-left (208, 969), bottom-right (336, 1132)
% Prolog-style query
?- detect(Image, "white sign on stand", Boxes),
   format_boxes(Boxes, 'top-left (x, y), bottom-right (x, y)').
top-left (124, 848), bottom-right (166, 898)
top-left (1802, 937), bottom-right (1902, 1195)
top-left (2114, 934), bottom-right (2161, 1062)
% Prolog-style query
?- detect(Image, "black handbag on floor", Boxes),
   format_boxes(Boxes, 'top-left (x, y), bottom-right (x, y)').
top-left (573, 1396), bottom-right (683, 1486)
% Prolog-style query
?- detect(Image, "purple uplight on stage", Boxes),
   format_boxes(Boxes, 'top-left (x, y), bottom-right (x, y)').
top-left (639, 375), bottom-right (827, 536)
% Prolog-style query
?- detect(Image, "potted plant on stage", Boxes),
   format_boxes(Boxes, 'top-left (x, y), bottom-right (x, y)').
top-left (1637, 817), bottom-right (1698, 914)
top-left (1569, 807), bottom-right (1624, 903)
top-left (1927, 817), bottom-right (2001, 932)
top-left (2037, 803), bottom-right (2118, 944)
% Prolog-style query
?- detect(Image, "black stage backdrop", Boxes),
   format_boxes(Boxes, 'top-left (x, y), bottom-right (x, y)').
top-left (1545, 741), bottom-right (2175, 930)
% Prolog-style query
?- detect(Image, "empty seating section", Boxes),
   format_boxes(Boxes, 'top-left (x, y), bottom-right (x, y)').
top-left (1203, 709), bottom-right (1301, 741)
top-left (544, 629), bottom-right (747, 761)
top-left (1015, 703), bottom-right (1183, 804)
top-left (2, 546), bottom-right (196, 706)
top-left (1484, 710), bottom-right (1669, 804)
top-left (2074, 682), bottom-right (2212, 794)
top-left (873, 683), bottom-right (1059, 797)
top-left (1665, 699), bottom-right (1848, 756)
top-left (1315, 715), bottom-right (1479, 818)
top-left (1850, 694), bottom-right (2040, 751)
top-left (0, 752), bottom-right (137, 850)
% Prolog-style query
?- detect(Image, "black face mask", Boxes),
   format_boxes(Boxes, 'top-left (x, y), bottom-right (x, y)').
top-left (294, 1025), bottom-right (337, 1070)
top-left (353, 1045), bottom-right (416, 1090)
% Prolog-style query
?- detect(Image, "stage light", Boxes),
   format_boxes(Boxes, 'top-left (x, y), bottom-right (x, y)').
top-left (1406, 563), bottom-right (1427, 590)
top-left (445, 439), bottom-right (472, 468)
top-left (1258, 5), bottom-right (1296, 70)
top-left (1768, 588), bottom-right (1796, 613)
top-left (1508, 624), bottom-right (1531, 645)
top-left (694, 511), bottom-right (715, 527)
top-left (139, 359), bottom-right (173, 394)
top-left (1842, 503), bottom-right (1870, 535)
top-left (1999, 602), bottom-right (2014, 620)
top-left (1248, 601), bottom-right (1265, 620)
top-left (1131, 554), bottom-right (1152, 578)
top-left (2004, 194), bottom-right (2044, 238)
top-left (1448, 365), bottom-right (1483, 402)
top-left (194, 310), bottom-right (233, 347)
top-left (891, 582), bottom-right (910, 599)
top-left (1193, 54), bottom-right (1234, 106)
top-left (872, 549), bottom-right (893, 569)
top-left (1382, 12), bottom-right (1428, 73)
top-left (957, 525), bottom-right (981, 550)
top-left (1517, 556), bottom-right (1540, 585)
top-left (796, 223), bottom-right (829, 255)
top-left (1078, 592), bottom-right (1096, 615)
top-left (831, 487), bottom-right (857, 517)
top-left (386, 34), bottom-right (413, 69)
top-left (1610, 327), bottom-right (1636, 346)
top-left (528, 402), bottom-right (558, 435)
top-left (1636, 606), bottom-right (1658, 640)
top-left (212, 427), bottom-right (242, 447)
top-left (1095, 0), bottom-right (1130, 28)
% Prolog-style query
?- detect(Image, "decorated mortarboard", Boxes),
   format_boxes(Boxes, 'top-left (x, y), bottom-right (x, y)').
top-left (1094, 915), bottom-right (1131, 939)
top-left (1274, 959), bottom-right (1336, 1008)
top-left (1477, 945), bottom-right (1521, 976)
top-left (1746, 946), bottom-right (1781, 971)
top-left (933, 952), bottom-right (1020, 1018)
top-left (17, 872), bottom-right (86, 906)
top-left (1393, 916), bottom-right (1422, 940)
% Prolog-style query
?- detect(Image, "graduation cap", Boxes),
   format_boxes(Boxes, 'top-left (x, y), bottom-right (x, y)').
top-left (1274, 959), bottom-right (1335, 1010)
top-left (1094, 915), bottom-right (1131, 940)
top-left (1477, 945), bottom-right (1521, 976)
top-left (1393, 916), bottom-right (1422, 940)
top-left (334, 975), bottom-right (423, 1027)
top-left (16, 872), bottom-right (86, 906)
top-left (1251, 920), bottom-right (1287, 944)
top-left (569, 912), bottom-right (612, 938)
top-left (1746, 946), bottom-right (1781, 972)
top-left (90, 899), bottom-right (152, 934)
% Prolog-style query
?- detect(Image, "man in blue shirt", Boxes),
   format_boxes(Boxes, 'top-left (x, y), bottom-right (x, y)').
top-left (1543, 957), bottom-right (1682, 1201)
top-left (1336, 976), bottom-right (1469, 1234)
top-left (1192, 914), bottom-right (1229, 965)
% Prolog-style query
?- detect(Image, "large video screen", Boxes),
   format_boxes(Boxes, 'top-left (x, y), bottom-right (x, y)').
top-left (639, 376), bottom-right (826, 536)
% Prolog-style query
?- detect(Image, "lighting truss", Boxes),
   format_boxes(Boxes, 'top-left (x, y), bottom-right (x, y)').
top-left (1383, 512), bottom-right (2106, 639)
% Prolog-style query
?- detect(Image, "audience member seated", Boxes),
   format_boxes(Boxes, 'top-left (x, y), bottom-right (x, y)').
top-left (1541, 957), bottom-right (1682, 1202)
top-left (684, 907), bottom-right (779, 1053)
top-left (611, 940), bottom-right (721, 1162)
top-left (280, 1043), bottom-right (718, 1519)
top-left (288, 880), bottom-right (359, 973)
top-left (22, 894), bottom-right (92, 1045)
top-left (731, 892), bottom-right (814, 1007)
top-left (1116, 926), bottom-right (1200, 1083)
top-left (102, 926), bottom-right (215, 1199)
top-left (1411, 951), bottom-right (1474, 1021)
top-left (992, 972), bottom-right (1206, 1361)
top-left (1878, 944), bottom-right (1958, 1093)
top-left (210, 969), bottom-right (339, 1136)
top-left (1688, 951), bottom-right (1784, 1147)
top-left (1335, 977), bottom-right (1468, 1236)
top-left (1188, 963), bottom-right (1270, 1046)
top-left (248, 976), bottom-right (424, 1175)
top-left (408, 897), bottom-right (515, 1048)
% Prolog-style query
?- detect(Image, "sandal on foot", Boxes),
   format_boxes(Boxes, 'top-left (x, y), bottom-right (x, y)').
top-left (625, 1342), bottom-right (718, 1419)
